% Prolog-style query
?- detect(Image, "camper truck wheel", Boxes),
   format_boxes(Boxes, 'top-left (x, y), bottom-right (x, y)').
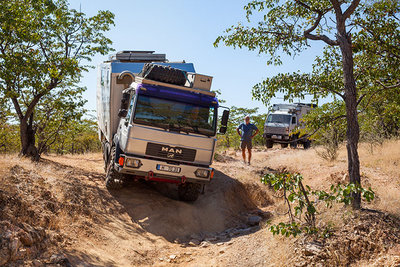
top-left (265, 139), bottom-right (273, 149)
top-left (290, 141), bottom-right (297, 149)
top-left (290, 134), bottom-right (298, 149)
top-left (102, 141), bottom-right (111, 172)
top-left (303, 140), bottom-right (311, 149)
top-left (105, 146), bottom-right (125, 190)
top-left (178, 182), bottom-right (202, 202)
top-left (281, 143), bottom-right (288, 148)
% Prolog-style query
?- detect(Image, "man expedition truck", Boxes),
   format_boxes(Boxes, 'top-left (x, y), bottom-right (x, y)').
top-left (97, 51), bottom-right (229, 201)
top-left (263, 103), bottom-right (316, 149)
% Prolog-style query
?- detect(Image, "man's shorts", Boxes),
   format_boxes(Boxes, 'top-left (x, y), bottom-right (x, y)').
top-left (240, 139), bottom-right (252, 150)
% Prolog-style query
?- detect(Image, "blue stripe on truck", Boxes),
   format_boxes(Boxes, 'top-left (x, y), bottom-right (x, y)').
top-left (111, 62), bottom-right (196, 74)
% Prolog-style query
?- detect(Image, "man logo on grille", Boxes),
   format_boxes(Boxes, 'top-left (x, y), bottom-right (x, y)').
top-left (161, 147), bottom-right (183, 154)
top-left (167, 153), bottom-right (175, 158)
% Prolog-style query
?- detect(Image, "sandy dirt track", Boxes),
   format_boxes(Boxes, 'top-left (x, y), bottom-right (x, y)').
top-left (1, 141), bottom-right (400, 266)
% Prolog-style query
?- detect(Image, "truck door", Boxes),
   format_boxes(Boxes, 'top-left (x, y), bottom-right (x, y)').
top-left (290, 116), bottom-right (297, 131)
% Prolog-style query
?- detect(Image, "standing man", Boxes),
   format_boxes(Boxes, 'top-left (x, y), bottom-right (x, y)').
top-left (237, 115), bottom-right (259, 165)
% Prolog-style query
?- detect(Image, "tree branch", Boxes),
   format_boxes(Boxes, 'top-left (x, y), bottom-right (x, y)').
top-left (330, 0), bottom-right (343, 16)
top-left (296, 1), bottom-right (339, 46)
top-left (357, 81), bottom-right (400, 112)
top-left (343, 0), bottom-right (360, 20)
top-left (325, 87), bottom-right (345, 99)
top-left (11, 97), bottom-right (23, 121)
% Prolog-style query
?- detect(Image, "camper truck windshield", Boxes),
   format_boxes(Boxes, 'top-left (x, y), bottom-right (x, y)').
top-left (133, 95), bottom-right (216, 136)
top-left (267, 114), bottom-right (291, 124)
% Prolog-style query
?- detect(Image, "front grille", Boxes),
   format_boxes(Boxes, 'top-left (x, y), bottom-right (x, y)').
top-left (145, 143), bottom-right (196, 162)
top-left (265, 126), bottom-right (287, 135)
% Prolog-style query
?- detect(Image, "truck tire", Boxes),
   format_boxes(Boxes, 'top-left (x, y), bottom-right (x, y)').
top-left (178, 182), bottom-right (201, 202)
top-left (265, 139), bottom-right (273, 149)
top-left (290, 141), bottom-right (297, 149)
top-left (140, 64), bottom-right (186, 86)
top-left (105, 146), bottom-right (125, 190)
top-left (290, 134), bottom-right (298, 149)
top-left (281, 143), bottom-right (288, 148)
top-left (303, 140), bottom-right (311, 149)
top-left (102, 141), bottom-right (111, 172)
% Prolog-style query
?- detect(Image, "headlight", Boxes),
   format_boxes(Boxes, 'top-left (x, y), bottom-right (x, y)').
top-left (125, 158), bottom-right (141, 168)
top-left (195, 169), bottom-right (210, 178)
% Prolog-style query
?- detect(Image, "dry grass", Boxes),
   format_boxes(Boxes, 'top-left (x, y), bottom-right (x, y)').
top-left (42, 152), bottom-right (104, 173)
top-left (359, 139), bottom-right (400, 179)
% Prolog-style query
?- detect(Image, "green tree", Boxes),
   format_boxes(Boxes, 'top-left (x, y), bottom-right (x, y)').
top-left (35, 85), bottom-right (87, 155)
top-left (50, 116), bottom-right (100, 155)
top-left (0, 0), bottom-right (114, 160)
top-left (215, 0), bottom-right (400, 209)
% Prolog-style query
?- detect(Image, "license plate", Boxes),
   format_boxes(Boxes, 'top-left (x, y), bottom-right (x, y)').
top-left (156, 164), bottom-right (181, 173)
top-left (272, 135), bottom-right (282, 139)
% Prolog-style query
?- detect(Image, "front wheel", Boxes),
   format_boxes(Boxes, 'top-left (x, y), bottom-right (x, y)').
top-left (281, 143), bottom-right (288, 148)
top-left (178, 183), bottom-right (202, 202)
top-left (265, 139), bottom-right (273, 149)
top-left (105, 146), bottom-right (125, 190)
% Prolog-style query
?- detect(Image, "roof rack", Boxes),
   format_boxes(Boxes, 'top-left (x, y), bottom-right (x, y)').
top-left (109, 51), bottom-right (167, 62)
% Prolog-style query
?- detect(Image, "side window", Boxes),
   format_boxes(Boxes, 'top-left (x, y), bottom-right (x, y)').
top-left (291, 116), bottom-right (296, 124)
top-left (126, 94), bottom-right (136, 121)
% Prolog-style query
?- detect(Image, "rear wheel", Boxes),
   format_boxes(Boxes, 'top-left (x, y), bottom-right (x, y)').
top-left (105, 146), bottom-right (125, 190)
top-left (290, 141), bottom-right (297, 149)
top-left (102, 141), bottom-right (111, 172)
top-left (290, 134), bottom-right (298, 149)
top-left (178, 182), bottom-right (202, 202)
top-left (303, 140), bottom-right (311, 149)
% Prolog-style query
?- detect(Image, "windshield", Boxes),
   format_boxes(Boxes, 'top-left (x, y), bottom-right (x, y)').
top-left (267, 114), bottom-right (291, 124)
top-left (133, 95), bottom-right (216, 136)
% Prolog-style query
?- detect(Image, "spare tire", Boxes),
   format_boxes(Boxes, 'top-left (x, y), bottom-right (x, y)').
top-left (139, 64), bottom-right (187, 86)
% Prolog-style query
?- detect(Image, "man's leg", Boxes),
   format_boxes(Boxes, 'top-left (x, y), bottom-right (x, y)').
top-left (241, 141), bottom-right (246, 163)
top-left (248, 148), bottom-right (252, 165)
top-left (247, 140), bottom-right (253, 165)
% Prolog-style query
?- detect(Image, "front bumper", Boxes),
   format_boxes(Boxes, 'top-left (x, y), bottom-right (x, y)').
top-left (264, 133), bottom-right (291, 143)
top-left (116, 155), bottom-right (213, 184)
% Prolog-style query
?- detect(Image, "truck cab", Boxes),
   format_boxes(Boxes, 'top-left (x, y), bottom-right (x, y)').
top-left (263, 103), bottom-right (315, 149)
top-left (97, 51), bottom-right (228, 201)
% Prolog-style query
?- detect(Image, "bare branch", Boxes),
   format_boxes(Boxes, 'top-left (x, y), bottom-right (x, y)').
top-left (377, 80), bottom-right (400, 89)
top-left (296, 1), bottom-right (339, 46)
top-left (327, 87), bottom-right (345, 99)
top-left (343, 0), bottom-right (360, 20)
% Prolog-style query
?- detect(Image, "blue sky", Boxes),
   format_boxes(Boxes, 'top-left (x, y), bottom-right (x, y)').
top-left (68, 0), bottom-right (325, 115)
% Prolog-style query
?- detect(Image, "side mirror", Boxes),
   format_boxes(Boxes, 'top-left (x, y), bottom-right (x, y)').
top-left (120, 92), bottom-right (130, 110)
top-left (219, 109), bottom-right (230, 134)
top-left (118, 109), bottom-right (128, 118)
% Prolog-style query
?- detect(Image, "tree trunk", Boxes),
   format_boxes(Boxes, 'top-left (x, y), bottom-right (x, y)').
top-left (20, 113), bottom-right (40, 161)
top-left (338, 32), bottom-right (361, 209)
